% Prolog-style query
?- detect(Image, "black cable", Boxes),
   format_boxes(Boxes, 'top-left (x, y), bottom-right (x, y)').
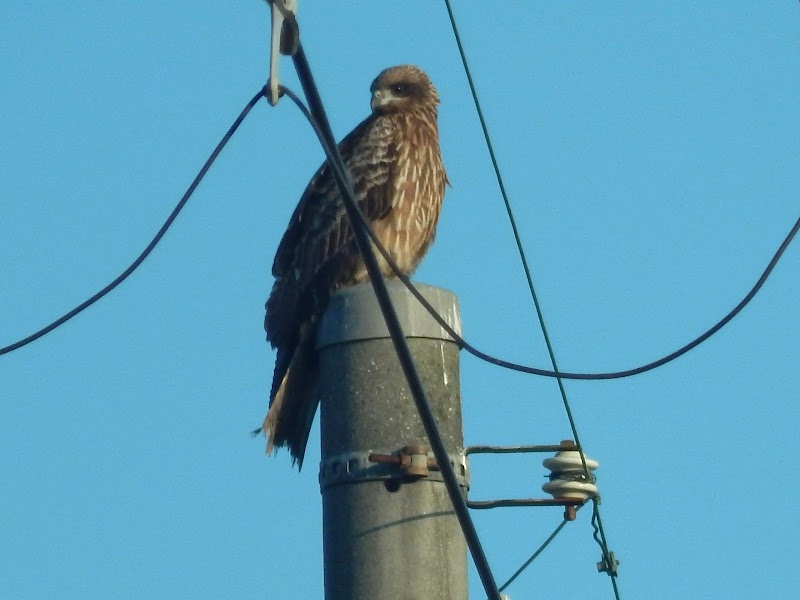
top-left (383, 214), bottom-right (799, 379)
top-left (283, 48), bottom-right (503, 600)
top-left (335, 172), bottom-right (799, 381)
top-left (442, 0), bottom-right (538, 312)
top-left (0, 88), bottom-right (267, 357)
top-left (441, 7), bottom-right (621, 596)
top-left (438, 0), bottom-right (800, 380)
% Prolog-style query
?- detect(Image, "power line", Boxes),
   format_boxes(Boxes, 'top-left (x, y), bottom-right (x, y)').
top-left (443, 3), bottom-right (620, 597)
top-left (360, 213), bottom-right (799, 381)
top-left (0, 88), bottom-right (267, 357)
top-left (442, 0), bottom-right (533, 307)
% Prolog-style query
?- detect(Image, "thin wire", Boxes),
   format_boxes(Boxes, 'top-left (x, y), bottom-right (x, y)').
top-left (437, 0), bottom-right (797, 384)
top-left (442, 0), bottom-right (591, 483)
top-left (442, 0), bottom-right (535, 311)
top-left (498, 518), bottom-right (569, 593)
top-left (282, 46), bottom-right (503, 599)
top-left (0, 87), bottom-right (267, 357)
top-left (373, 210), bottom-right (799, 380)
top-left (306, 113), bottom-right (795, 383)
top-left (440, 4), bottom-right (797, 383)
top-left (443, 5), bottom-right (620, 598)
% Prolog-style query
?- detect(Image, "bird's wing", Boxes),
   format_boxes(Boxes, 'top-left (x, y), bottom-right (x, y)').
top-left (265, 115), bottom-right (398, 349)
top-left (272, 115), bottom-right (397, 282)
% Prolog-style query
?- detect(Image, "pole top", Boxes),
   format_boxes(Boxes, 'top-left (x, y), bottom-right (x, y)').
top-left (316, 280), bottom-right (462, 349)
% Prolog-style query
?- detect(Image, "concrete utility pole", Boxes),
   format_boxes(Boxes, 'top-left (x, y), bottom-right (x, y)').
top-left (317, 280), bottom-right (468, 600)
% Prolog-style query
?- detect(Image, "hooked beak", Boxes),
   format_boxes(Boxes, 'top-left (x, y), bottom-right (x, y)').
top-left (370, 90), bottom-right (383, 110)
top-left (371, 89), bottom-right (395, 110)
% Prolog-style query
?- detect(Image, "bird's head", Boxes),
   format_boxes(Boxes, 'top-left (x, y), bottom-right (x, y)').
top-left (369, 65), bottom-right (439, 115)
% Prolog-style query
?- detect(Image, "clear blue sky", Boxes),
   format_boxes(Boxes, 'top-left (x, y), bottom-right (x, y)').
top-left (2, 3), bottom-right (799, 599)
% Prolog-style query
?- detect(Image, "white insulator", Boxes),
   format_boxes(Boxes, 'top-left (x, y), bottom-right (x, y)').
top-left (542, 450), bottom-right (599, 501)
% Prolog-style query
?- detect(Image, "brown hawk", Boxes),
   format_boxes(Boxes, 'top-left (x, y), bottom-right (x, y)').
top-left (261, 64), bottom-right (448, 467)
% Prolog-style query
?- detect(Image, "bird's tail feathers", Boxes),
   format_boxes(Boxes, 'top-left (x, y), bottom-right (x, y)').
top-left (261, 317), bottom-right (320, 468)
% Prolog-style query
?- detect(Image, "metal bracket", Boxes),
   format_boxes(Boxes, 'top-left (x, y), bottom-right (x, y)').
top-left (264, 0), bottom-right (299, 105)
top-left (464, 440), bottom-right (591, 521)
top-left (319, 447), bottom-right (470, 490)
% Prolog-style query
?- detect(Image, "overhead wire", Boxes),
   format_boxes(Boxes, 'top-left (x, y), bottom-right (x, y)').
top-left (0, 18), bottom-right (793, 600)
top-left (441, 1), bottom-right (616, 595)
top-left (1, 152), bottom-right (796, 380)
top-left (316, 173), bottom-right (800, 383)
top-left (438, 0), bottom-right (797, 383)
top-left (0, 88), bottom-right (267, 357)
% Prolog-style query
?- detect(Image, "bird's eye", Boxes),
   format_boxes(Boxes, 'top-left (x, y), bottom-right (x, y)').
top-left (391, 84), bottom-right (409, 96)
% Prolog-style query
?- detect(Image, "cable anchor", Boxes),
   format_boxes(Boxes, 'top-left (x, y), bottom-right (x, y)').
top-left (264, 0), bottom-right (299, 106)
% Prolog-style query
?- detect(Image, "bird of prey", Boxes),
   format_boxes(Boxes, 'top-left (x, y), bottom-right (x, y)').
top-left (261, 64), bottom-right (448, 467)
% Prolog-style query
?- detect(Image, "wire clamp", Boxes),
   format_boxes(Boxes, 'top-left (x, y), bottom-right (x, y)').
top-left (264, 0), bottom-right (299, 106)
top-left (596, 551), bottom-right (619, 577)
